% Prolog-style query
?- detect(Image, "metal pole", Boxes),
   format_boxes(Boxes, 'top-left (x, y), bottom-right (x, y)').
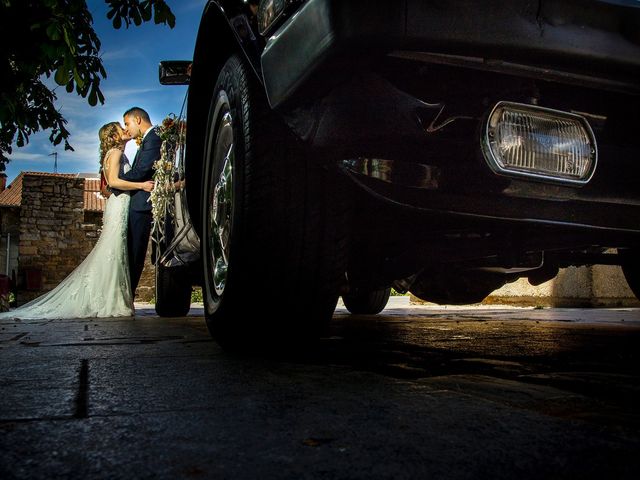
top-left (49, 152), bottom-right (58, 173)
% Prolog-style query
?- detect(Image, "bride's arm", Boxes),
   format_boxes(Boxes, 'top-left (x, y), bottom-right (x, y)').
top-left (105, 150), bottom-right (154, 192)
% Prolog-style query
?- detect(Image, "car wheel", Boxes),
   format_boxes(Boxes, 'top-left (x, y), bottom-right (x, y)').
top-left (155, 265), bottom-right (191, 317)
top-left (343, 287), bottom-right (392, 315)
top-left (620, 249), bottom-right (640, 300)
top-left (201, 54), bottom-right (349, 348)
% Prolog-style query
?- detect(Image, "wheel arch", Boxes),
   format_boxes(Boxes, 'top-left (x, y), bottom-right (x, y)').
top-left (185, 1), bottom-right (264, 236)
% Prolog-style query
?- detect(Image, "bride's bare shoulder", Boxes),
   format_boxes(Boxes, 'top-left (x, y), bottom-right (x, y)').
top-left (106, 148), bottom-right (123, 158)
top-left (104, 148), bottom-right (123, 170)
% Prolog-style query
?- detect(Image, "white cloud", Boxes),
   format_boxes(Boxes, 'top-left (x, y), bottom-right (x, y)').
top-left (8, 152), bottom-right (46, 162)
top-left (101, 47), bottom-right (144, 61)
top-left (102, 86), bottom-right (159, 99)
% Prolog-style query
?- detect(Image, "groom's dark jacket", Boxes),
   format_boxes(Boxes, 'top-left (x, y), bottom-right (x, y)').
top-left (117, 127), bottom-right (161, 212)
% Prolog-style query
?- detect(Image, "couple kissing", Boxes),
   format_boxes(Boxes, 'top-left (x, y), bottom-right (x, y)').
top-left (0, 107), bottom-right (160, 320)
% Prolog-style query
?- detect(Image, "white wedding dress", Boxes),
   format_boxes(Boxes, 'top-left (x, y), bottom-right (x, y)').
top-left (0, 151), bottom-right (134, 319)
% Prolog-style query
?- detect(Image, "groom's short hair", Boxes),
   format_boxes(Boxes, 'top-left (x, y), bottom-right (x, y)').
top-left (124, 107), bottom-right (150, 123)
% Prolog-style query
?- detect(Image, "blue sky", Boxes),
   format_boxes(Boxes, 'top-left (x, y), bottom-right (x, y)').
top-left (5, 0), bottom-right (206, 184)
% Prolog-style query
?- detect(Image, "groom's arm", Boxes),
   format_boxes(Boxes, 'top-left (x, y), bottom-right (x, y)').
top-left (120, 133), bottom-right (161, 181)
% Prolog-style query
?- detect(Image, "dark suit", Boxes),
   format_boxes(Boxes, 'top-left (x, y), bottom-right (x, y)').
top-left (119, 127), bottom-right (161, 293)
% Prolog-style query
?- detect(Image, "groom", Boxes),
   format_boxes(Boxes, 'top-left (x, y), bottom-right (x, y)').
top-left (121, 107), bottom-right (161, 295)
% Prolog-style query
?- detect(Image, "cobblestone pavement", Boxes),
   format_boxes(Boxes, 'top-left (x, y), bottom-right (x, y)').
top-left (1, 299), bottom-right (640, 479)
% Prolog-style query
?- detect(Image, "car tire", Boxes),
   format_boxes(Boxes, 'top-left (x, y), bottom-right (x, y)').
top-left (620, 249), bottom-right (640, 300)
top-left (155, 265), bottom-right (191, 317)
top-left (343, 287), bottom-right (392, 315)
top-left (201, 54), bottom-right (349, 349)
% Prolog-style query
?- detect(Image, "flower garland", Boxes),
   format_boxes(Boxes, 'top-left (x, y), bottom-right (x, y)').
top-left (150, 114), bottom-right (186, 253)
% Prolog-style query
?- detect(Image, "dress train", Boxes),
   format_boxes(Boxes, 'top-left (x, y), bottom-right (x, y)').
top-left (0, 191), bottom-right (134, 319)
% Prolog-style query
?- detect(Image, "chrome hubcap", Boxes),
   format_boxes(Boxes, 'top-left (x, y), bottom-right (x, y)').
top-left (209, 111), bottom-right (234, 296)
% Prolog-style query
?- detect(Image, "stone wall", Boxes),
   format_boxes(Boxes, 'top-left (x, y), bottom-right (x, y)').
top-left (17, 175), bottom-right (100, 304)
top-left (483, 265), bottom-right (640, 308)
top-left (411, 265), bottom-right (640, 308)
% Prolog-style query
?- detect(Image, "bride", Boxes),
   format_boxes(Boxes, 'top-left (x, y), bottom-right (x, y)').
top-left (0, 122), bottom-right (154, 319)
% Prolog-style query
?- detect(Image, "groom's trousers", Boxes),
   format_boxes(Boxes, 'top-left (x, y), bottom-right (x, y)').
top-left (128, 209), bottom-right (153, 295)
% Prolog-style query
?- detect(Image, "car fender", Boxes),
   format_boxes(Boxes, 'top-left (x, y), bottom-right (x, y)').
top-left (186, 0), bottom-right (265, 235)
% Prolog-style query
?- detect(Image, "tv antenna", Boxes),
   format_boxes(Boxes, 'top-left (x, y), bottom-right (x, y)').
top-left (48, 152), bottom-right (58, 173)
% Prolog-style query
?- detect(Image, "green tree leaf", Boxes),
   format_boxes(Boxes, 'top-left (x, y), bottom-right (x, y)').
top-left (46, 23), bottom-right (61, 40)
top-left (54, 67), bottom-right (69, 86)
top-left (88, 85), bottom-right (98, 106)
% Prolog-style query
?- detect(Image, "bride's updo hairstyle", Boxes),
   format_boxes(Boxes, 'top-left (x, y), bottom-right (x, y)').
top-left (98, 122), bottom-right (122, 169)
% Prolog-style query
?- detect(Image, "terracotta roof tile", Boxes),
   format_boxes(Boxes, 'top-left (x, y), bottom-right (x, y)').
top-left (84, 178), bottom-right (107, 212)
top-left (0, 172), bottom-right (23, 207)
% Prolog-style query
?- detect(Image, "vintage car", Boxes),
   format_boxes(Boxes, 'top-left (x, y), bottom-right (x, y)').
top-left (157, 0), bottom-right (640, 347)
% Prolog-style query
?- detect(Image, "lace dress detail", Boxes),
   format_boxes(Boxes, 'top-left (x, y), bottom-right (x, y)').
top-left (0, 154), bottom-right (134, 319)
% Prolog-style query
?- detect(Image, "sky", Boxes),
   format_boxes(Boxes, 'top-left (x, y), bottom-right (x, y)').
top-left (5, 0), bottom-right (207, 184)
